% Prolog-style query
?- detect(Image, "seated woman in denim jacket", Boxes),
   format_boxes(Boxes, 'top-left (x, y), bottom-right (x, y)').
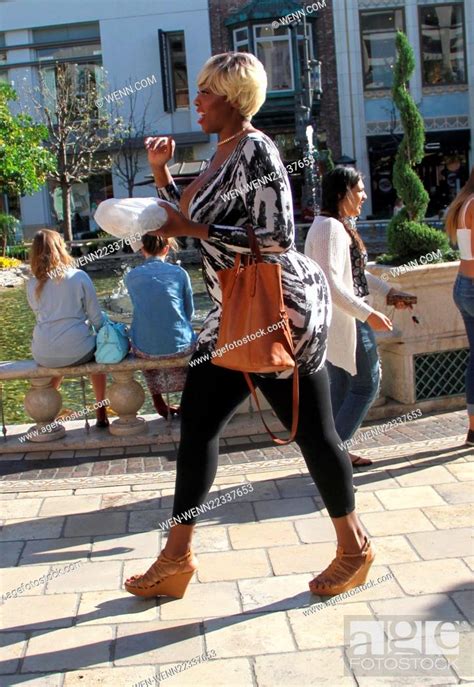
top-left (126, 234), bottom-right (196, 418)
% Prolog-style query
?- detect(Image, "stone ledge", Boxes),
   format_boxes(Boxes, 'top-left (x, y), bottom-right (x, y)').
top-left (0, 398), bottom-right (466, 455)
top-left (0, 354), bottom-right (189, 380)
top-left (0, 410), bottom-right (285, 454)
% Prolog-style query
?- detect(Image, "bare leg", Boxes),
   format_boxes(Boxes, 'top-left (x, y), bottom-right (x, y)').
top-left (332, 511), bottom-right (366, 553)
top-left (162, 524), bottom-right (195, 557)
top-left (90, 373), bottom-right (108, 423)
top-left (152, 392), bottom-right (180, 419)
top-left (90, 373), bottom-right (106, 402)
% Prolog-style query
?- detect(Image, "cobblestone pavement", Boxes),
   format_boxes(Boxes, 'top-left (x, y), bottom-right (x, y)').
top-left (0, 409), bottom-right (472, 685)
top-left (0, 409), bottom-right (469, 481)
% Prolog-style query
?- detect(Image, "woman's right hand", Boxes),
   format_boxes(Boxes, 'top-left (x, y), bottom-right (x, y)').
top-left (366, 311), bottom-right (393, 331)
top-left (145, 136), bottom-right (175, 170)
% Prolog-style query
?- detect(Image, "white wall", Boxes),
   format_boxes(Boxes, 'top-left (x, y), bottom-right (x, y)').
top-left (465, 0), bottom-right (474, 169)
top-left (332, 0), bottom-right (372, 216)
top-left (1, 0), bottom-right (213, 225)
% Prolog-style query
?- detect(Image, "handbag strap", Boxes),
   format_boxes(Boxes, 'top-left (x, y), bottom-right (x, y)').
top-left (246, 224), bottom-right (263, 263)
top-left (243, 369), bottom-right (299, 445)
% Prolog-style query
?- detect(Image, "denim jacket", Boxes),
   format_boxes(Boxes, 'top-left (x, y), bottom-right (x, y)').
top-left (125, 257), bottom-right (196, 355)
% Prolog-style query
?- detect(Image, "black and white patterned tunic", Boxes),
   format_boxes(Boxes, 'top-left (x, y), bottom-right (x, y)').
top-left (156, 132), bottom-right (331, 378)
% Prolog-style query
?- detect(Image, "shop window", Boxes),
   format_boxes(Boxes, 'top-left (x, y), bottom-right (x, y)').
top-left (33, 22), bottom-right (101, 62)
top-left (360, 9), bottom-right (404, 90)
top-left (419, 4), bottom-right (466, 86)
top-left (0, 32), bottom-right (7, 82)
top-left (174, 146), bottom-right (194, 163)
top-left (33, 23), bottom-right (103, 117)
top-left (254, 24), bottom-right (293, 92)
top-left (233, 27), bottom-right (250, 53)
top-left (0, 32), bottom-right (6, 65)
top-left (158, 30), bottom-right (189, 111)
top-left (39, 63), bottom-right (103, 121)
top-left (51, 170), bottom-right (112, 236)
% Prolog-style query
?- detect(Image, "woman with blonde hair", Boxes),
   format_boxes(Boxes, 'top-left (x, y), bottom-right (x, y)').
top-left (124, 52), bottom-right (375, 601)
top-left (27, 229), bottom-right (109, 427)
top-left (445, 167), bottom-right (474, 445)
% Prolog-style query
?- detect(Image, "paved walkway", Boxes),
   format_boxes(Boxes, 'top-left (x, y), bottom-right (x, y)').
top-left (0, 410), bottom-right (473, 686)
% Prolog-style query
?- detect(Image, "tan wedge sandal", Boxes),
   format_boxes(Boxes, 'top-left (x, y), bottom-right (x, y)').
top-left (124, 550), bottom-right (197, 599)
top-left (309, 537), bottom-right (375, 596)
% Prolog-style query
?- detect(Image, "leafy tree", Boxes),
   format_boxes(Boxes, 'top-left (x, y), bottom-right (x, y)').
top-left (111, 89), bottom-right (156, 197)
top-left (384, 31), bottom-right (450, 263)
top-left (321, 147), bottom-right (335, 173)
top-left (29, 64), bottom-right (119, 241)
top-left (0, 212), bottom-right (17, 257)
top-left (0, 83), bottom-right (56, 197)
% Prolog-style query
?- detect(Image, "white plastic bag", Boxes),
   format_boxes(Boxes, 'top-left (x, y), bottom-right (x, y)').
top-left (94, 197), bottom-right (176, 252)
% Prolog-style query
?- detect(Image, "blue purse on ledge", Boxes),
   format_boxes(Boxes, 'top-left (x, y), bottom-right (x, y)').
top-left (95, 312), bottom-right (130, 364)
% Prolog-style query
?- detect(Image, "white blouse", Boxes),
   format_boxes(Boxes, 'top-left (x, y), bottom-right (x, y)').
top-left (305, 215), bottom-right (391, 375)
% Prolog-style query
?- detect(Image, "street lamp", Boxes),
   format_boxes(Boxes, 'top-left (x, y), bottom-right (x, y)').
top-left (291, 14), bottom-right (322, 218)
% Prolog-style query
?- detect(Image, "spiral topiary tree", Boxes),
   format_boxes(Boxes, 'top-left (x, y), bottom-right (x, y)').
top-left (384, 31), bottom-right (451, 263)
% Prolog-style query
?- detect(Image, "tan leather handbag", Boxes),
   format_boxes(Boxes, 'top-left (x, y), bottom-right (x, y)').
top-left (211, 226), bottom-right (299, 445)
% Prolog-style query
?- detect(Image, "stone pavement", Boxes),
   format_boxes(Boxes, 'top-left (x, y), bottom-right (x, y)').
top-left (0, 410), bottom-right (473, 686)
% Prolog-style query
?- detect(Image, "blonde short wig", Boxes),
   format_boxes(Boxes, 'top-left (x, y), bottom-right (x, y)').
top-left (197, 52), bottom-right (267, 120)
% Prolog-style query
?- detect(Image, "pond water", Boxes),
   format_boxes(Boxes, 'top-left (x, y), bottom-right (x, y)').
top-left (0, 265), bottom-right (210, 425)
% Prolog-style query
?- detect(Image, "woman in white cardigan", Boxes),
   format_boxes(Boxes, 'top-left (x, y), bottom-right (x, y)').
top-left (305, 167), bottom-right (413, 465)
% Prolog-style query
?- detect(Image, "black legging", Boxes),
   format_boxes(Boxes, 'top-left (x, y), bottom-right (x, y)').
top-left (171, 354), bottom-right (355, 521)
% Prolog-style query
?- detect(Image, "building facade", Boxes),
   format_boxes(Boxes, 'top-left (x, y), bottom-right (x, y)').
top-left (0, 0), bottom-right (213, 236)
top-left (207, 0), bottom-right (341, 216)
top-left (332, 0), bottom-right (473, 219)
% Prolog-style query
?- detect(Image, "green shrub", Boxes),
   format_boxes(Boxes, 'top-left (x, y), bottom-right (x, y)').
top-left (6, 244), bottom-right (28, 260)
top-left (387, 31), bottom-right (447, 263)
top-left (0, 213), bottom-right (18, 257)
top-left (386, 216), bottom-right (450, 262)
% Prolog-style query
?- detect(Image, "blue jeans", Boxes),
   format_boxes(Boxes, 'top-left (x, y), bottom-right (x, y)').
top-left (327, 319), bottom-right (380, 443)
top-left (453, 274), bottom-right (474, 417)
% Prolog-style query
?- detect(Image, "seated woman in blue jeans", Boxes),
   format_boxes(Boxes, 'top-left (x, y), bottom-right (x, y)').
top-left (126, 233), bottom-right (196, 419)
top-left (445, 167), bottom-right (474, 446)
top-left (305, 167), bottom-right (413, 464)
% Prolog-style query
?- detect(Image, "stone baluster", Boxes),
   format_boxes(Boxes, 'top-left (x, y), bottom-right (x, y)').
top-left (107, 369), bottom-right (147, 436)
top-left (24, 377), bottom-right (66, 442)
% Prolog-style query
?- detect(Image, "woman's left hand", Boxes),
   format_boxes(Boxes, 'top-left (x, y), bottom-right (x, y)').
top-left (147, 202), bottom-right (209, 240)
top-left (387, 288), bottom-right (416, 309)
top-left (147, 202), bottom-right (190, 238)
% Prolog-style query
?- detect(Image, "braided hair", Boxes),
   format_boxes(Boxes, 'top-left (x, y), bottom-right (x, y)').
top-left (320, 166), bottom-right (366, 253)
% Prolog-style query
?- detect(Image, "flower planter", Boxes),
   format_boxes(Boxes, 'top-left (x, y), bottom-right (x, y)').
top-left (367, 261), bottom-right (468, 407)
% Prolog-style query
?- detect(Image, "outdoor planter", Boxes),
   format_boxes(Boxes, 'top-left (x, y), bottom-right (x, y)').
top-left (367, 261), bottom-right (468, 407)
